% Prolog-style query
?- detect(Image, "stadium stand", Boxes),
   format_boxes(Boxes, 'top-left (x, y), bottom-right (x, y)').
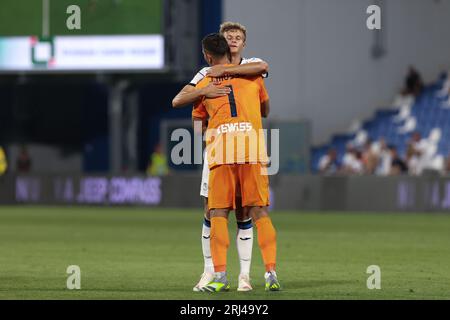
top-left (312, 71), bottom-right (450, 175)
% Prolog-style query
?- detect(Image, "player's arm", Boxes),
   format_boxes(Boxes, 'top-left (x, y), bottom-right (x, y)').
top-left (260, 100), bottom-right (270, 118)
top-left (206, 61), bottom-right (269, 78)
top-left (172, 84), bottom-right (230, 108)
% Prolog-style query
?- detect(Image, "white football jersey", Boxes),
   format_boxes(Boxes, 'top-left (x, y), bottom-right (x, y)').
top-left (189, 57), bottom-right (268, 86)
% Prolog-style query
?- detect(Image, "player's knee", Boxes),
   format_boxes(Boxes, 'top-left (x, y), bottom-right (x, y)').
top-left (210, 208), bottom-right (229, 218)
top-left (203, 198), bottom-right (210, 219)
top-left (250, 206), bottom-right (269, 221)
top-left (205, 208), bottom-right (211, 220)
top-left (235, 205), bottom-right (250, 222)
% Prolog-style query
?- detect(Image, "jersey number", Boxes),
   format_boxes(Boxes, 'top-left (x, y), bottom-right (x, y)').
top-left (226, 85), bottom-right (237, 117)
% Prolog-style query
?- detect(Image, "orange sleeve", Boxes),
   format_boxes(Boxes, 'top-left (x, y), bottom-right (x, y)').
top-left (192, 100), bottom-right (208, 120)
top-left (191, 78), bottom-right (209, 120)
top-left (258, 77), bottom-right (269, 103)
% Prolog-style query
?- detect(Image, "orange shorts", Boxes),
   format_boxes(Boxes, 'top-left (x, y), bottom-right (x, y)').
top-left (208, 163), bottom-right (270, 209)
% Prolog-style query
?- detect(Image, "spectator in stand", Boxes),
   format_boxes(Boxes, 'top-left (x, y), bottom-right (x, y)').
top-left (410, 134), bottom-right (420, 146)
top-left (341, 147), bottom-right (364, 175)
top-left (407, 131), bottom-right (429, 174)
top-left (341, 142), bottom-right (356, 172)
top-left (392, 66), bottom-right (424, 108)
top-left (362, 139), bottom-right (378, 174)
top-left (318, 148), bottom-right (339, 175)
top-left (405, 66), bottom-right (424, 98)
top-left (375, 138), bottom-right (391, 176)
top-left (405, 144), bottom-right (420, 175)
top-left (408, 131), bottom-right (428, 157)
top-left (389, 146), bottom-right (408, 175)
top-left (350, 150), bottom-right (365, 175)
top-left (16, 145), bottom-right (32, 174)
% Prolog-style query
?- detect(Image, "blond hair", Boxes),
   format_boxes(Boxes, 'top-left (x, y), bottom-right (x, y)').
top-left (219, 21), bottom-right (247, 41)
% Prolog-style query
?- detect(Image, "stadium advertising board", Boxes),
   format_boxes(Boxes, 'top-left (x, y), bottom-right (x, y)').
top-left (15, 176), bottom-right (162, 205)
top-left (0, 35), bottom-right (164, 71)
top-left (0, 0), bottom-right (164, 72)
top-left (6, 175), bottom-right (450, 212)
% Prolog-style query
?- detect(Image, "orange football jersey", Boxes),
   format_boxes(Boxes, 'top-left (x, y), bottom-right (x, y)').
top-left (192, 69), bottom-right (269, 168)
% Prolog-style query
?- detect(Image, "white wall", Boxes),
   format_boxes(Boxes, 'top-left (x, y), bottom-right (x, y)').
top-left (223, 0), bottom-right (450, 144)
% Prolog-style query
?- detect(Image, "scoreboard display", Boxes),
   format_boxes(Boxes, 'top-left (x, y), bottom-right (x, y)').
top-left (0, 0), bottom-right (164, 72)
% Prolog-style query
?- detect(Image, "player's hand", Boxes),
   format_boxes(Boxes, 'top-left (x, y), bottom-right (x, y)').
top-left (201, 83), bottom-right (230, 98)
top-left (206, 65), bottom-right (228, 77)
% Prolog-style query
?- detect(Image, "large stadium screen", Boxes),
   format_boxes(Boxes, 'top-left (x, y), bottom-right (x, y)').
top-left (0, 0), bottom-right (164, 72)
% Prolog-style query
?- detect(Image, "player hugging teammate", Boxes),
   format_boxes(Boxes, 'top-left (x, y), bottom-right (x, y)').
top-left (172, 22), bottom-right (280, 292)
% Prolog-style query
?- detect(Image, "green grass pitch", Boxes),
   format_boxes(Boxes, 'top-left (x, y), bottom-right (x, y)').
top-left (0, 206), bottom-right (449, 299)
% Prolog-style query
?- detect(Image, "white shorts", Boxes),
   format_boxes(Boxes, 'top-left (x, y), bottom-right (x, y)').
top-left (200, 151), bottom-right (210, 198)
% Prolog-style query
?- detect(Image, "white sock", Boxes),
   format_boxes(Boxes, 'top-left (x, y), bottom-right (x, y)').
top-left (202, 218), bottom-right (214, 274)
top-left (236, 219), bottom-right (253, 276)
